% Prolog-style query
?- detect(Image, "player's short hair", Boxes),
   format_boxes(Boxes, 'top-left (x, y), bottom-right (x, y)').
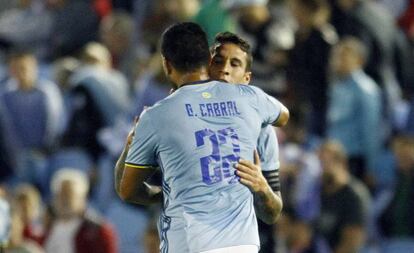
top-left (161, 22), bottom-right (210, 72)
top-left (212, 31), bottom-right (253, 71)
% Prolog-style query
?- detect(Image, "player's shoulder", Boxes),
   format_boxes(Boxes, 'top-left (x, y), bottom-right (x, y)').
top-left (138, 91), bottom-right (178, 120)
top-left (237, 84), bottom-right (265, 96)
top-left (213, 81), bottom-right (266, 96)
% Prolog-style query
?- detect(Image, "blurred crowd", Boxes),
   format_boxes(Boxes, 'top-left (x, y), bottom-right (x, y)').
top-left (0, 0), bottom-right (413, 252)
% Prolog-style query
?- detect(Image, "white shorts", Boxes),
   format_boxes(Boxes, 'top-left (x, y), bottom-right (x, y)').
top-left (199, 245), bottom-right (259, 253)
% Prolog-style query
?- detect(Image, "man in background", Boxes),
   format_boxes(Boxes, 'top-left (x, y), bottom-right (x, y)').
top-left (317, 141), bottom-right (371, 253)
top-left (0, 49), bottom-right (63, 191)
top-left (327, 37), bottom-right (382, 188)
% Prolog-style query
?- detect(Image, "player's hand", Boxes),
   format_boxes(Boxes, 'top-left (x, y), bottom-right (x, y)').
top-left (235, 150), bottom-right (269, 194)
top-left (126, 116), bottom-right (139, 147)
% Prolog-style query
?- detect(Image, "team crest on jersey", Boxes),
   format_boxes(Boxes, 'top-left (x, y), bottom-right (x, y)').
top-left (202, 92), bottom-right (212, 98)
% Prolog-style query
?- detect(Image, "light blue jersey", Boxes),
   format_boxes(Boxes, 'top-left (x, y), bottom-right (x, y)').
top-left (257, 126), bottom-right (279, 172)
top-left (126, 80), bottom-right (282, 253)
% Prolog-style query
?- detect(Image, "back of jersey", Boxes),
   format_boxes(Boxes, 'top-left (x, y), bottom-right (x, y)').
top-left (126, 80), bottom-right (282, 253)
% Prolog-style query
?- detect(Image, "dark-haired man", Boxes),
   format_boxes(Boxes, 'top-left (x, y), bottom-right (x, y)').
top-left (115, 22), bottom-right (287, 253)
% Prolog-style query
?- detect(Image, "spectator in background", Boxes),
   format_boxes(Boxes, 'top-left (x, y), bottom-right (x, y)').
top-left (330, 0), bottom-right (405, 82)
top-left (52, 57), bottom-right (80, 95)
top-left (194, 0), bottom-right (236, 44)
top-left (46, 0), bottom-right (99, 60)
top-left (52, 57), bottom-right (80, 122)
top-left (279, 143), bottom-right (321, 222)
top-left (327, 37), bottom-right (382, 188)
top-left (0, 50), bottom-right (63, 189)
top-left (317, 141), bottom-right (371, 253)
top-left (287, 0), bottom-right (337, 139)
top-left (234, 0), bottom-right (296, 95)
top-left (2, 50), bottom-right (63, 150)
top-left (137, 0), bottom-right (200, 84)
top-left (6, 205), bottom-right (43, 253)
top-left (0, 0), bottom-right (52, 60)
top-left (277, 211), bottom-right (330, 253)
top-left (61, 42), bottom-right (130, 162)
top-left (378, 135), bottom-right (414, 240)
top-left (13, 184), bottom-right (43, 245)
top-left (132, 53), bottom-right (171, 117)
top-left (329, 0), bottom-right (404, 137)
top-left (97, 51), bottom-right (169, 163)
top-left (100, 11), bottom-right (136, 84)
top-left (140, 0), bottom-right (176, 51)
top-left (44, 169), bottom-right (117, 253)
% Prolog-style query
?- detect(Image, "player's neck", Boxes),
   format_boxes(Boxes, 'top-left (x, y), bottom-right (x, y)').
top-left (175, 67), bottom-right (210, 88)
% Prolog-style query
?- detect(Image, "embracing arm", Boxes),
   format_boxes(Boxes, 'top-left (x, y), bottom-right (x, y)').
top-left (114, 121), bottom-right (162, 205)
top-left (253, 183), bottom-right (283, 224)
top-left (114, 143), bottom-right (129, 195)
top-left (273, 104), bottom-right (289, 127)
top-left (115, 144), bottom-right (162, 205)
top-left (236, 151), bottom-right (283, 224)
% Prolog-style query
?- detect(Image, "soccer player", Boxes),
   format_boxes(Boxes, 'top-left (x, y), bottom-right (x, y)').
top-left (115, 22), bottom-right (287, 253)
top-left (209, 31), bottom-right (285, 251)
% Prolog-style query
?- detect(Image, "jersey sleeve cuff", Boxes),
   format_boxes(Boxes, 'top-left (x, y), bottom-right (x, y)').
top-left (124, 162), bottom-right (158, 169)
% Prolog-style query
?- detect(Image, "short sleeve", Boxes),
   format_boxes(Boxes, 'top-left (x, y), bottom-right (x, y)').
top-left (257, 126), bottom-right (280, 172)
top-left (253, 86), bottom-right (282, 125)
top-left (125, 112), bottom-right (159, 168)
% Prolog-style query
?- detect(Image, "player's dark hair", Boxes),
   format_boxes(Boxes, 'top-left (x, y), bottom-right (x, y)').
top-left (212, 32), bottom-right (253, 71)
top-left (161, 22), bottom-right (210, 72)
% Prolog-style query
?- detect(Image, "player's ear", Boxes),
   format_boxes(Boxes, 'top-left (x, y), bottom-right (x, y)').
top-left (162, 56), bottom-right (172, 75)
top-left (244, 71), bottom-right (252, 84)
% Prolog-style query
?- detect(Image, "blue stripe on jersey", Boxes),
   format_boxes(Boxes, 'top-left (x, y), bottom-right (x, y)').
top-left (159, 212), bottom-right (171, 253)
top-left (157, 155), bottom-right (172, 253)
top-left (157, 157), bottom-right (171, 201)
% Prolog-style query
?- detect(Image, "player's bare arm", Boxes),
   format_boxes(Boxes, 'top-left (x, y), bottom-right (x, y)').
top-left (235, 151), bottom-right (283, 224)
top-left (273, 104), bottom-right (289, 127)
top-left (114, 118), bottom-right (162, 205)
